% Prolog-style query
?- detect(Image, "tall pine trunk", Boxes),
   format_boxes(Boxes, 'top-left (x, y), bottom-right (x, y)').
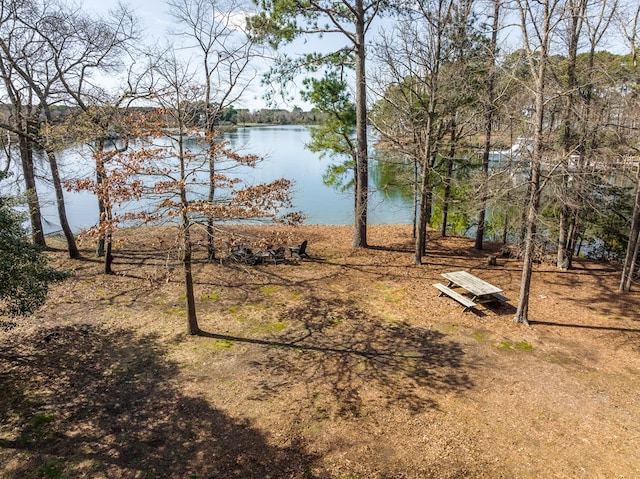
top-left (353, 0), bottom-right (368, 248)
top-left (475, 0), bottom-right (499, 250)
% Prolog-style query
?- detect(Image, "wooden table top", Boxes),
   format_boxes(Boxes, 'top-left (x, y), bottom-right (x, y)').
top-left (441, 270), bottom-right (503, 297)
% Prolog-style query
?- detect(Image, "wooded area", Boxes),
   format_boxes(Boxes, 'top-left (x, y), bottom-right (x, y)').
top-left (1, 0), bottom-right (640, 327)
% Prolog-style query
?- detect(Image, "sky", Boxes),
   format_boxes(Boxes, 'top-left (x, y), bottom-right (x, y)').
top-left (80, 0), bottom-right (632, 112)
top-left (80, 0), bottom-right (340, 111)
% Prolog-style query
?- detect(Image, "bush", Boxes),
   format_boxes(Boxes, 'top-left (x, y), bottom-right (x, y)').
top-left (0, 196), bottom-right (68, 317)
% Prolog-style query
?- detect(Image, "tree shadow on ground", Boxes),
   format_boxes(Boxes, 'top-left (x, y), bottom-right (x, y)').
top-left (0, 325), bottom-right (321, 478)
top-left (203, 296), bottom-right (474, 415)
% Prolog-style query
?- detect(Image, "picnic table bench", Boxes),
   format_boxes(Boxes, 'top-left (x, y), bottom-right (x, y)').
top-left (433, 283), bottom-right (477, 311)
top-left (434, 270), bottom-right (508, 312)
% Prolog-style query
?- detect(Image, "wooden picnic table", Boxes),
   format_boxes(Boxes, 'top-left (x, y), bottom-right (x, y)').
top-left (441, 270), bottom-right (503, 302)
top-left (433, 270), bottom-right (508, 311)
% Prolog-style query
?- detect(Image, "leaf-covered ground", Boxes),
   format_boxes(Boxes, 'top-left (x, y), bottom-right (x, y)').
top-left (1, 224), bottom-right (639, 478)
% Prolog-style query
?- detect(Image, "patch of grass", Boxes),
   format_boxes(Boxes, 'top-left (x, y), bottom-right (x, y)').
top-left (515, 340), bottom-right (533, 351)
top-left (212, 339), bottom-right (235, 349)
top-left (440, 323), bottom-right (460, 335)
top-left (200, 293), bottom-right (220, 301)
top-left (380, 312), bottom-right (398, 322)
top-left (376, 283), bottom-right (403, 303)
top-left (165, 306), bottom-right (185, 315)
top-left (545, 353), bottom-right (576, 365)
top-left (290, 291), bottom-right (303, 300)
top-left (259, 286), bottom-right (279, 295)
top-left (252, 321), bottom-right (285, 335)
top-left (31, 412), bottom-right (56, 431)
top-left (495, 340), bottom-right (513, 350)
top-left (472, 330), bottom-right (488, 343)
top-left (495, 340), bottom-right (533, 351)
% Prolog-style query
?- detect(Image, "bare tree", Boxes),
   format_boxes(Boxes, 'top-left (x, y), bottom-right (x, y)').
top-left (168, 0), bottom-right (259, 261)
top-left (512, 0), bottom-right (564, 325)
top-left (0, 0), bottom-right (47, 247)
top-left (475, 0), bottom-right (501, 250)
top-left (372, 0), bottom-right (483, 264)
top-left (116, 53), bottom-right (300, 335)
top-left (39, 2), bottom-right (140, 265)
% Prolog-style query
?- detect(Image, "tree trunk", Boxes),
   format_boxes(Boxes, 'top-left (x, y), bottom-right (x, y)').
top-left (105, 230), bottom-right (114, 275)
top-left (104, 201), bottom-right (114, 275)
top-left (620, 170), bottom-right (640, 292)
top-left (441, 116), bottom-right (457, 237)
top-left (513, 161), bottom-right (541, 325)
top-left (556, 0), bottom-right (584, 271)
top-left (95, 147), bottom-right (107, 257)
top-left (352, 0), bottom-right (368, 248)
top-left (183, 222), bottom-right (199, 335)
top-left (19, 131), bottom-right (46, 247)
top-left (207, 142), bottom-right (216, 262)
top-left (179, 134), bottom-right (199, 335)
top-left (557, 191), bottom-right (571, 270)
top-left (415, 169), bottom-right (431, 264)
top-left (413, 159), bottom-right (418, 239)
top-left (46, 149), bottom-right (80, 259)
top-left (441, 155), bottom-right (453, 237)
top-left (475, 0), bottom-right (499, 250)
top-left (513, 0), bottom-right (554, 325)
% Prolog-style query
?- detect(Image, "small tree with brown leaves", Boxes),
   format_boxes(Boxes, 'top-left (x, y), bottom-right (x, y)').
top-left (72, 57), bottom-right (300, 335)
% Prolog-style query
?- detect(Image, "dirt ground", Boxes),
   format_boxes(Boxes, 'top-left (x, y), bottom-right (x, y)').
top-left (1, 224), bottom-right (639, 479)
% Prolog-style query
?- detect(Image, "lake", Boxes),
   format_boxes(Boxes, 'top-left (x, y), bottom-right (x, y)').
top-left (21, 125), bottom-right (415, 234)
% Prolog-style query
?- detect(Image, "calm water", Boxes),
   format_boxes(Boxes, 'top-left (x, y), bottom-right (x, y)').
top-left (21, 125), bottom-right (414, 234)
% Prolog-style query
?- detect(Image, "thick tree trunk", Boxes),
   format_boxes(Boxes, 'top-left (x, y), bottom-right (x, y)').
top-left (352, 0), bottom-right (368, 248)
top-left (19, 132), bottom-right (46, 247)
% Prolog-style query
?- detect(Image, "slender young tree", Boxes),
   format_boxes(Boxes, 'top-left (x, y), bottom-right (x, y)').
top-left (81, 53), bottom-right (300, 335)
top-left (301, 72), bottom-right (357, 198)
top-left (475, 0), bottom-right (501, 250)
top-left (372, 0), bottom-right (482, 263)
top-left (512, 0), bottom-right (563, 325)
